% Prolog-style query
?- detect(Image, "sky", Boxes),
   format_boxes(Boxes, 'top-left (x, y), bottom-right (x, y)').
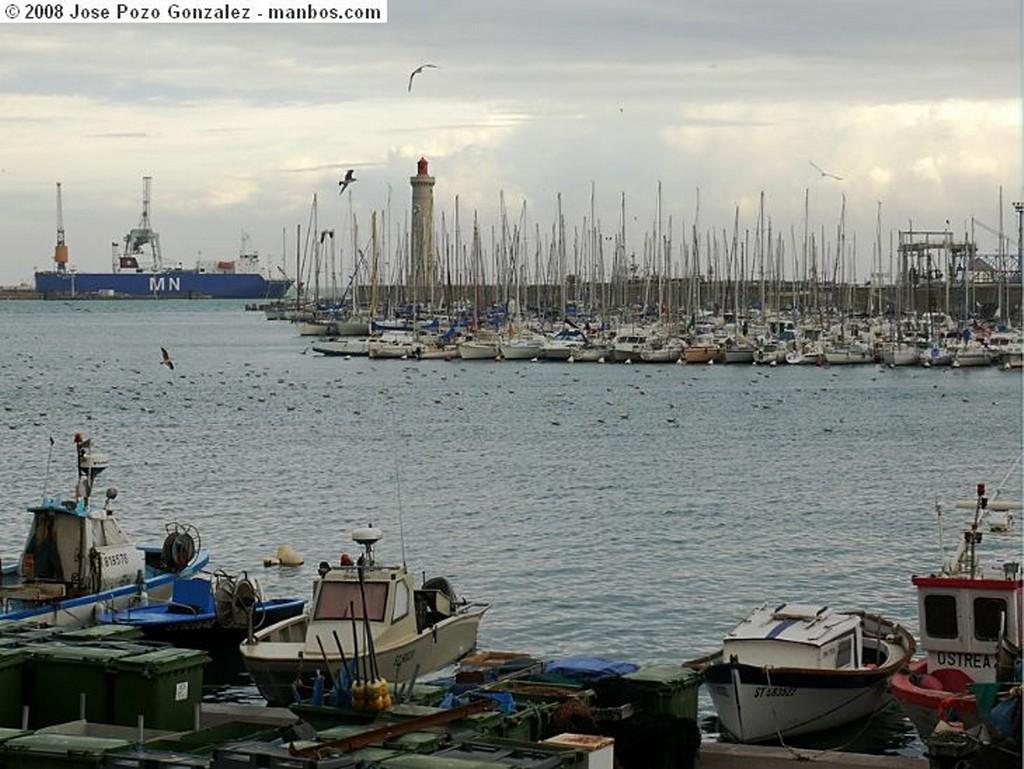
top-left (0, 0), bottom-right (1021, 290)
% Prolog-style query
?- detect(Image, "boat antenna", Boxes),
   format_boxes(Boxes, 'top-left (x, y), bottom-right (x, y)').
top-left (990, 452), bottom-right (1022, 507)
top-left (42, 435), bottom-right (55, 498)
top-left (388, 402), bottom-right (407, 568)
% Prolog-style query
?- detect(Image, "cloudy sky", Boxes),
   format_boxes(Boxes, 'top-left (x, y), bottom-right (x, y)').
top-left (0, 0), bottom-right (1020, 289)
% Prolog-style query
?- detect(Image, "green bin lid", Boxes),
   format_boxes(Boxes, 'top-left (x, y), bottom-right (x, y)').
top-left (58, 624), bottom-right (144, 642)
top-left (114, 647), bottom-right (210, 671)
top-left (4, 733), bottom-right (132, 755)
top-left (622, 664), bottom-right (703, 686)
top-left (27, 644), bottom-right (140, 663)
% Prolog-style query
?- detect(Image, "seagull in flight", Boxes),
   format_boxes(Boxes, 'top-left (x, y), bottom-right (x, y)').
top-left (160, 347), bottom-right (174, 371)
top-left (408, 63), bottom-right (438, 92)
top-left (338, 169), bottom-right (357, 195)
top-left (809, 160), bottom-right (843, 181)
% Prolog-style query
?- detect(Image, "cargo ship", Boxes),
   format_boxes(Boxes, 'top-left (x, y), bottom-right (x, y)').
top-left (34, 178), bottom-right (293, 300)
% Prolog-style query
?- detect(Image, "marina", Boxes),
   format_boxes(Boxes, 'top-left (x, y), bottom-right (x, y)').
top-left (0, 298), bottom-right (1020, 765)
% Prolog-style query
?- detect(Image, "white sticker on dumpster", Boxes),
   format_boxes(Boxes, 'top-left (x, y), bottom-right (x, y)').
top-left (175, 681), bottom-right (189, 701)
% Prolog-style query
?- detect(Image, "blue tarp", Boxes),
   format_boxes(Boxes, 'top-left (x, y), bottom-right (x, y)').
top-left (543, 656), bottom-right (639, 684)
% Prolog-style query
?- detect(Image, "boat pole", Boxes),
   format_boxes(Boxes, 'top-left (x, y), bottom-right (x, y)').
top-left (357, 563), bottom-right (380, 682)
top-left (332, 629), bottom-right (350, 686)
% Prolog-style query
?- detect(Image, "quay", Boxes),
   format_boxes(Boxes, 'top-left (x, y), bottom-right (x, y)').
top-left (197, 703), bottom-right (930, 769)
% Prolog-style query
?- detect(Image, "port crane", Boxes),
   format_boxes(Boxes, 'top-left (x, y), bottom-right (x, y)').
top-left (54, 182), bottom-right (69, 273)
top-left (120, 176), bottom-right (162, 271)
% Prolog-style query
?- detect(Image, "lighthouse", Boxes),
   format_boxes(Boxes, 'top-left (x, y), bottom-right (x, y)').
top-left (410, 157), bottom-right (436, 307)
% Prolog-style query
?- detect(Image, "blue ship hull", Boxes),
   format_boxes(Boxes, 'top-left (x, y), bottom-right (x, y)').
top-left (35, 270), bottom-right (292, 300)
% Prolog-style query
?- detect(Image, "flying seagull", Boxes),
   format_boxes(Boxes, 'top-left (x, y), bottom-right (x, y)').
top-left (338, 169), bottom-right (357, 195)
top-left (809, 160), bottom-right (843, 181)
top-left (408, 63), bottom-right (438, 92)
top-left (160, 347), bottom-right (174, 371)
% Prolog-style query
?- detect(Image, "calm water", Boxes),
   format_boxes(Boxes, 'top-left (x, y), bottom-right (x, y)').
top-left (1, 299), bottom-right (1021, 757)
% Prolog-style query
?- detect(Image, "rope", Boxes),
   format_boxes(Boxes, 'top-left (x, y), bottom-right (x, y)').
top-left (764, 667), bottom-right (887, 761)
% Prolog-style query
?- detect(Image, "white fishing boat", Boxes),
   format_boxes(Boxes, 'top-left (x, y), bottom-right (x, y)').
top-left (686, 602), bottom-right (915, 744)
top-left (240, 526), bottom-right (489, 706)
top-left (0, 433), bottom-right (209, 628)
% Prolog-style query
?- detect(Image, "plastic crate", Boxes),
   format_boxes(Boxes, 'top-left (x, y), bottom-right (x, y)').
top-left (100, 747), bottom-right (211, 768)
top-left (2, 733), bottom-right (132, 769)
top-left (210, 740), bottom-right (357, 769)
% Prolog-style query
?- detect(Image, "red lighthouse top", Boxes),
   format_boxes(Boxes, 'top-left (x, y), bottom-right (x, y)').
top-left (417, 157), bottom-right (429, 175)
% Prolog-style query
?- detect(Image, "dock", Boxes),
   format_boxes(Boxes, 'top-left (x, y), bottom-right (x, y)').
top-left (198, 703), bottom-right (929, 768)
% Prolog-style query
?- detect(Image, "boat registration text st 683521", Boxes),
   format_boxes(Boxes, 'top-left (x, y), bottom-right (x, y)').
top-left (753, 686), bottom-right (796, 698)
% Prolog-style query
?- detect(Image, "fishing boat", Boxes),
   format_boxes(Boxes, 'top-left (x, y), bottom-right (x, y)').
top-left (0, 433), bottom-right (209, 627)
top-left (240, 525), bottom-right (489, 706)
top-left (97, 571), bottom-right (305, 650)
top-left (685, 602), bottom-right (915, 744)
top-left (890, 475), bottom-right (1023, 741)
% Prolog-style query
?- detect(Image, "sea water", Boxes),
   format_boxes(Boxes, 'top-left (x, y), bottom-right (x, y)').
top-left (0, 299), bottom-right (1021, 757)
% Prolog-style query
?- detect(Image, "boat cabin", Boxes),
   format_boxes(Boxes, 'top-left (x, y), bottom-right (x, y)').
top-left (722, 603), bottom-right (864, 671)
top-left (301, 528), bottom-right (456, 659)
top-left (911, 562), bottom-right (1021, 686)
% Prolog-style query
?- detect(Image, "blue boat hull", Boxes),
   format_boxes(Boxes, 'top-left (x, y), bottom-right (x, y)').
top-left (35, 271), bottom-right (292, 300)
top-left (0, 549), bottom-right (211, 627)
top-left (100, 596), bottom-right (306, 650)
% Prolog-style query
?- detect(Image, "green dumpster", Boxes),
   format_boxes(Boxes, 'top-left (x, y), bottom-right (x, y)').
top-left (110, 648), bottom-right (209, 731)
top-left (56, 625), bottom-right (144, 643)
top-left (0, 649), bottom-right (26, 728)
top-left (26, 645), bottom-right (139, 728)
top-left (620, 664), bottom-right (703, 720)
top-left (1, 733), bottom-right (131, 769)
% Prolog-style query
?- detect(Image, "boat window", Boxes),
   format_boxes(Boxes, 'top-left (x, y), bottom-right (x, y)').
top-left (393, 580), bottom-right (409, 622)
top-left (923, 594), bottom-right (958, 639)
top-left (974, 597), bottom-right (1007, 642)
top-left (835, 637), bottom-right (853, 669)
top-left (314, 581), bottom-right (387, 621)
